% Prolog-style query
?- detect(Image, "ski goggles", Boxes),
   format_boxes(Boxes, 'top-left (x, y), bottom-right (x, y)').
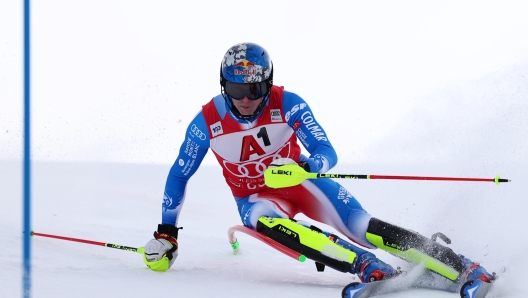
top-left (225, 81), bottom-right (269, 100)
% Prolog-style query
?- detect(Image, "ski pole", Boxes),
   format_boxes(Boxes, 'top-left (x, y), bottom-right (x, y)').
top-left (31, 231), bottom-right (144, 254)
top-left (264, 164), bottom-right (511, 189)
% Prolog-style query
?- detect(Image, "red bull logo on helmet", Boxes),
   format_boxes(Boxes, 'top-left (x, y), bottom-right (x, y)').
top-left (235, 59), bottom-right (256, 69)
top-left (234, 59), bottom-right (257, 76)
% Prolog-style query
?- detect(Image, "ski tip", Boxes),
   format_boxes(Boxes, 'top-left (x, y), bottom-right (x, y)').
top-left (342, 282), bottom-right (366, 298)
top-left (460, 279), bottom-right (493, 298)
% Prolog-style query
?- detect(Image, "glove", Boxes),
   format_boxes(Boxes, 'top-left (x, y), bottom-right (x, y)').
top-left (269, 157), bottom-right (311, 172)
top-left (143, 224), bottom-right (182, 272)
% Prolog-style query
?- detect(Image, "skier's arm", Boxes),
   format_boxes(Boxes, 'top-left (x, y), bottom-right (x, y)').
top-left (143, 112), bottom-right (210, 271)
top-left (282, 90), bottom-right (338, 173)
top-left (161, 112), bottom-right (210, 226)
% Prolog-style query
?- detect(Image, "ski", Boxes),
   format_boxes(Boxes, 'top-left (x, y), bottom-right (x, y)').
top-left (342, 275), bottom-right (422, 298)
top-left (342, 265), bottom-right (427, 298)
top-left (343, 268), bottom-right (500, 298)
top-left (460, 279), bottom-right (493, 298)
top-left (459, 266), bottom-right (503, 298)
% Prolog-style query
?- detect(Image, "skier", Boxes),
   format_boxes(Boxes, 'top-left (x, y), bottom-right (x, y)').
top-left (143, 42), bottom-right (494, 285)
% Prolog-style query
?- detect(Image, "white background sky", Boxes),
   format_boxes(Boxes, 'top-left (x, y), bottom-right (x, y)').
top-left (1, 1), bottom-right (528, 297)
top-left (1, 1), bottom-right (527, 166)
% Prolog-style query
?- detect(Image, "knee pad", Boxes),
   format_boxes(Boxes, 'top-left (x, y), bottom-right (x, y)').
top-left (239, 200), bottom-right (290, 229)
top-left (256, 216), bottom-right (356, 273)
top-left (366, 217), bottom-right (463, 280)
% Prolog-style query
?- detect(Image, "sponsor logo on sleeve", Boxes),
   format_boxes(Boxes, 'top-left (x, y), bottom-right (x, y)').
top-left (293, 120), bottom-right (301, 130)
top-left (210, 121), bottom-right (223, 137)
top-left (287, 107), bottom-right (328, 142)
top-left (190, 124), bottom-right (207, 140)
top-left (184, 137), bottom-right (200, 159)
top-left (295, 128), bottom-right (309, 148)
top-left (300, 111), bottom-right (327, 141)
top-left (162, 193), bottom-right (173, 210)
top-left (284, 103), bottom-right (307, 121)
top-left (337, 186), bottom-right (354, 204)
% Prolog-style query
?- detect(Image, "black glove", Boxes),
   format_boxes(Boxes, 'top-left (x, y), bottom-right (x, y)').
top-left (154, 224), bottom-right (181, 247)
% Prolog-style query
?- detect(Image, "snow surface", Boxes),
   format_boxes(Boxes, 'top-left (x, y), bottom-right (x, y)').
top-left (1, 159), bottom-right (527, 298)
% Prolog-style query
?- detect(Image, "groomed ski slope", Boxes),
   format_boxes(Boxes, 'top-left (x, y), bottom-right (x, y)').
top-left (1, 161), bottom-right (526, 298)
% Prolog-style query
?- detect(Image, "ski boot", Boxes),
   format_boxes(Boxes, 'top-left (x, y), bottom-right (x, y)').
top-left (459, 255), bottom-right (496, 283)
top-left (354, 252), bottom-right (400, 282)
top-left (458, 255), bottom-right (498, 298)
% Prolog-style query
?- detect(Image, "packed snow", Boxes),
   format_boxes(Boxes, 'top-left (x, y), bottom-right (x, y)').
top-left (1, 159), bottom-right (527, 297)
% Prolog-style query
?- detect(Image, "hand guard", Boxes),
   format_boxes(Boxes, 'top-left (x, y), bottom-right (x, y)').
top-left (269, 157), bottom-right (310, 172)
top-left (143, 224), bottom-right (181, 272)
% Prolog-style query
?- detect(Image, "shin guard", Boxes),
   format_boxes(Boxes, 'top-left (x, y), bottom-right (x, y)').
top-left (366, 217), bottom-right (463, 280)
top-left (256, 216), bottom-right (356, 273)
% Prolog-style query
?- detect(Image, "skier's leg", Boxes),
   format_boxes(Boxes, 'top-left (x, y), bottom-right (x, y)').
top-left (234, 189), bottom-right (298, 229)
top-left (234, 189), bottom-right (397, 281)
top-left (256, 216), bottom-right (399, 282)
top-left (276, 178), bottom-right (494, 283)
top-left (366, 217), bottom-right (495, 282)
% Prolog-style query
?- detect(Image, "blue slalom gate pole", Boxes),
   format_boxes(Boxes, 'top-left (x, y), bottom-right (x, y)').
top-left (23, 0), bottom-right (32, 297)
